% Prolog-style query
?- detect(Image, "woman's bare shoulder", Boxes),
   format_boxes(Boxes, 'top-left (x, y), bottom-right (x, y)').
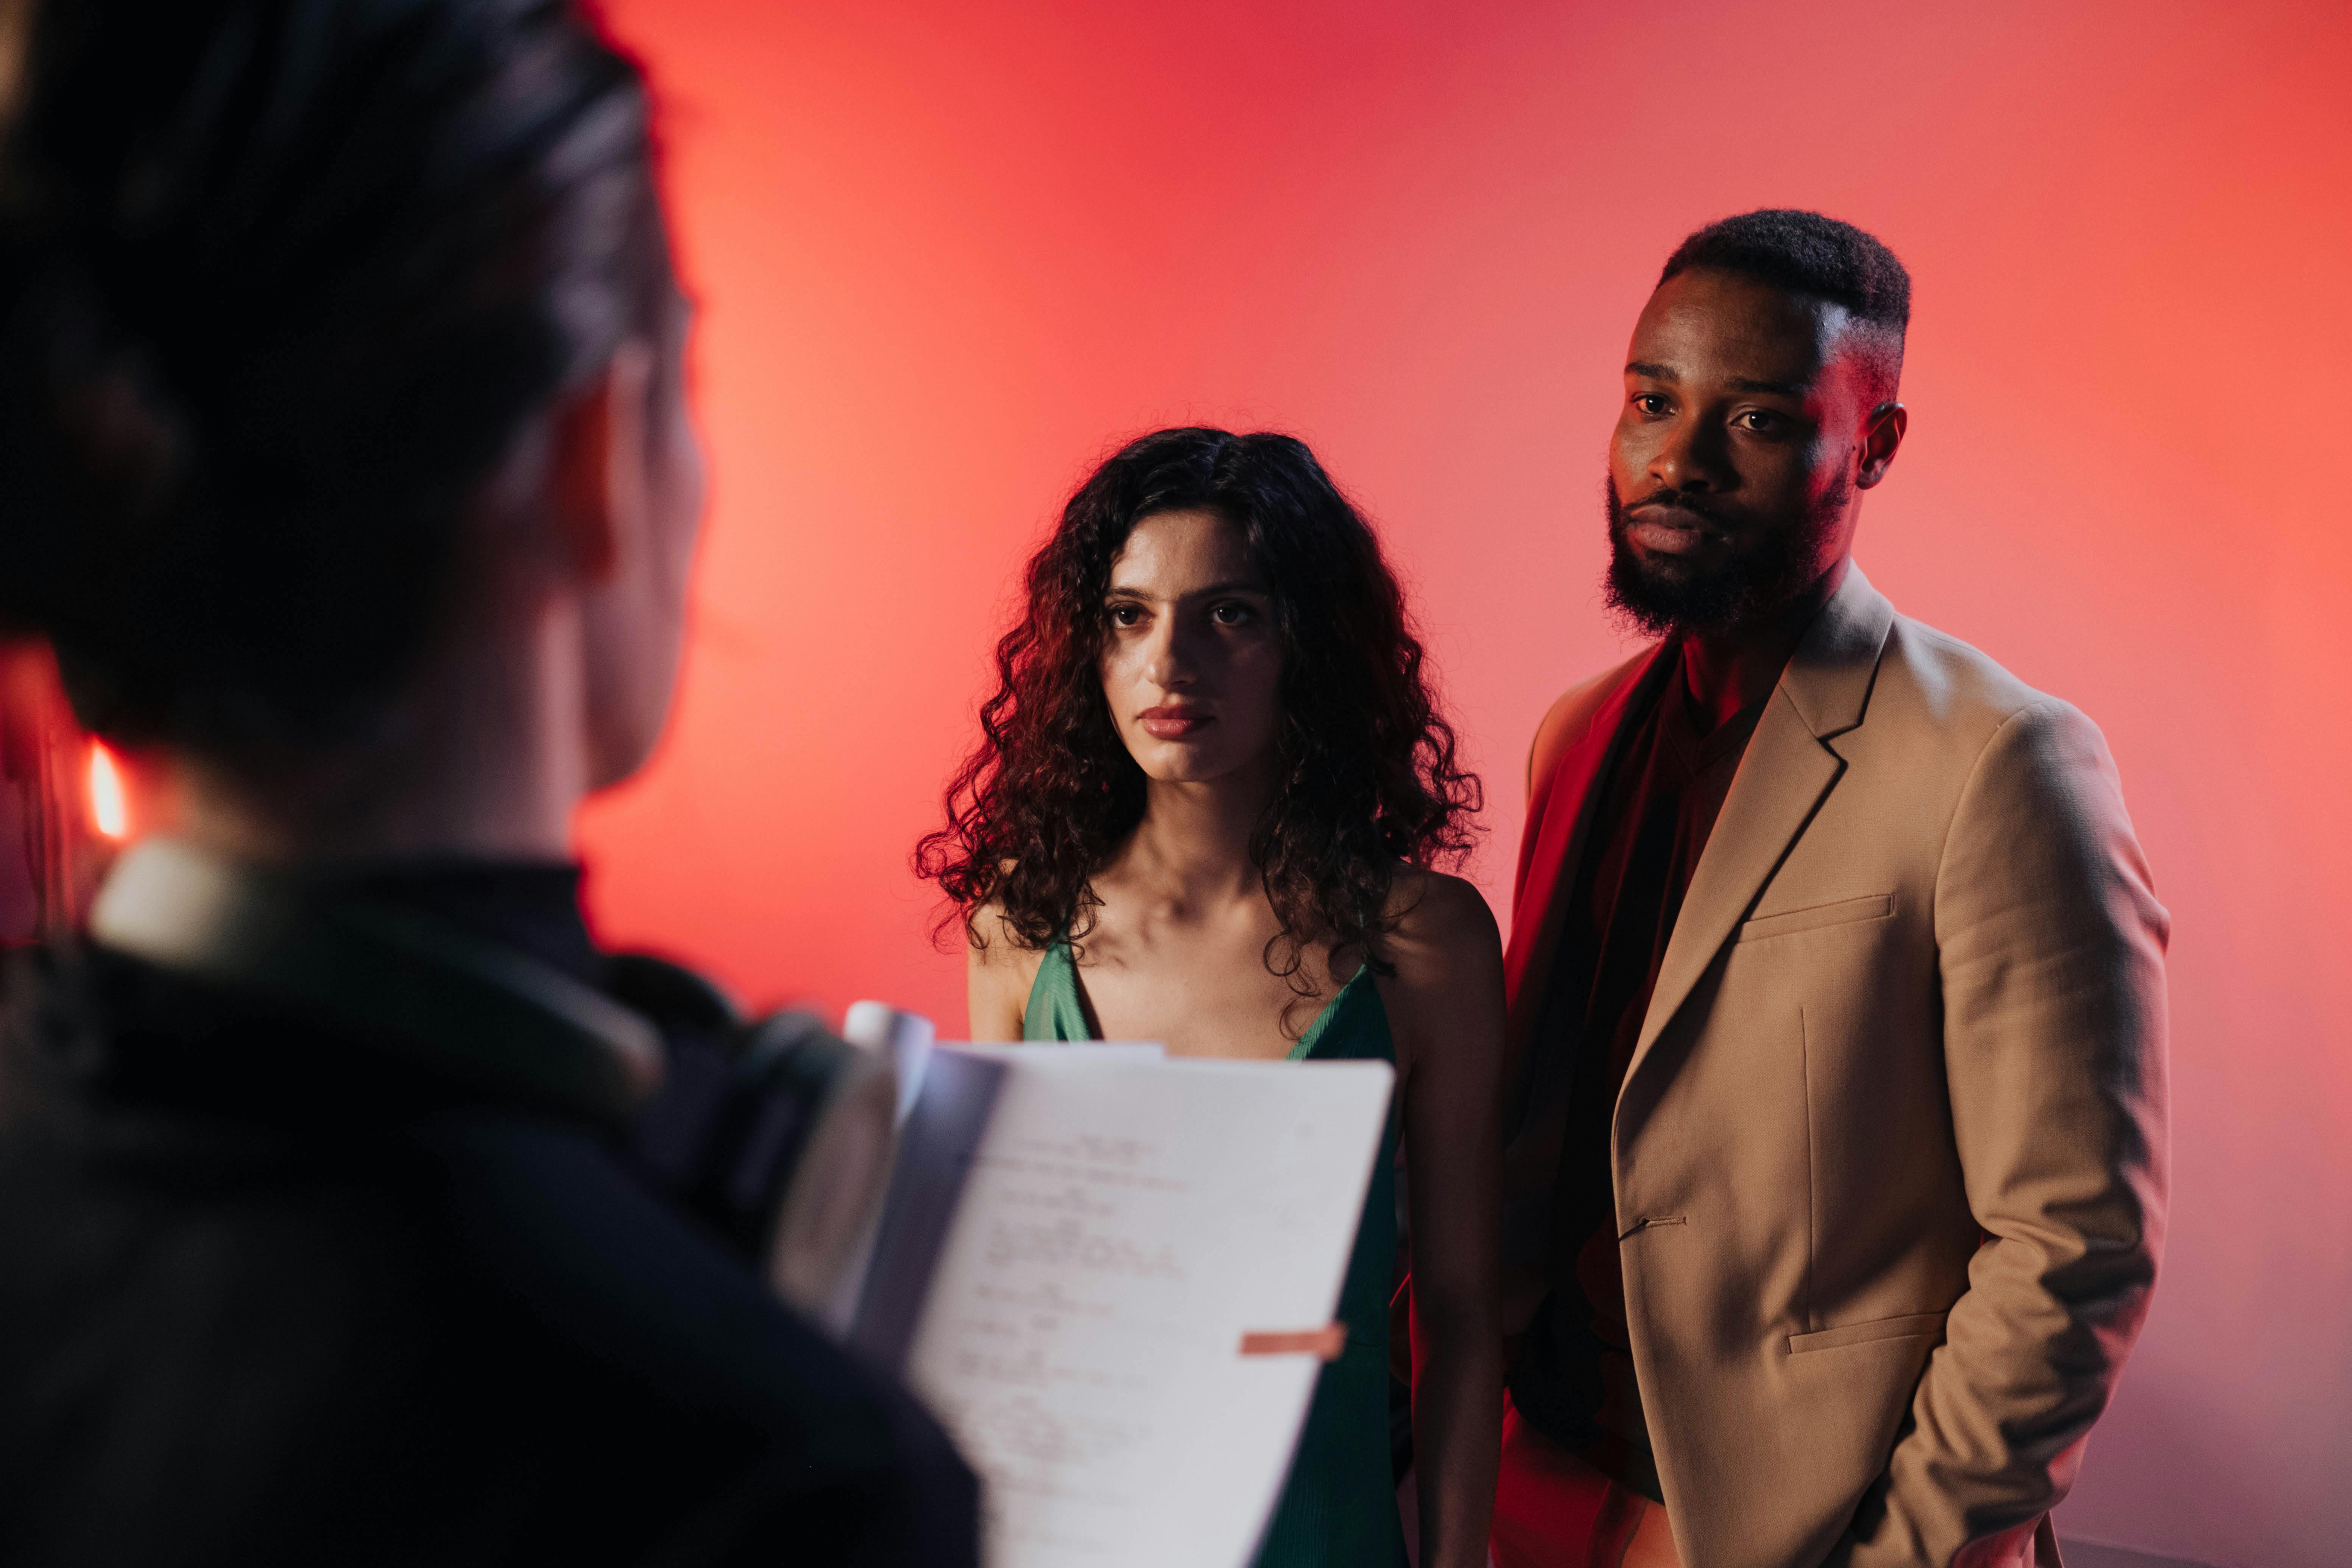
top-left (1374, 868), bottom-right (1505, 1079)
top-left (965, 899), bottom-right (1053, 1039)
top-left (966, 899), bottom-right (1044, 969)
top-left (1383, 867), bottom-right (1502, 969)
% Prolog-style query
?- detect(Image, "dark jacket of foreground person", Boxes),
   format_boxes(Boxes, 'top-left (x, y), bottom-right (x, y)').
top-left (0, 872), bottom-right (977, 1568)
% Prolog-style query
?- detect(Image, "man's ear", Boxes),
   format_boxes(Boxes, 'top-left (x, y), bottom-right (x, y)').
top-left (545, 341), bottom-right (657, 583)
top-left (1856, 401), bottom-right (1907, 490)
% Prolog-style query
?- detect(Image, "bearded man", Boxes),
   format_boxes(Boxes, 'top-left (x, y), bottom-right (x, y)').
top-left (1490, 210), bottom-right (2170, 1568)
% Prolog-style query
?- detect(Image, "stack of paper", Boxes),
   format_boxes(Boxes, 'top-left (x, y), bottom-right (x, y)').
top-left (851, 1045), bottom-right (1395, 1568)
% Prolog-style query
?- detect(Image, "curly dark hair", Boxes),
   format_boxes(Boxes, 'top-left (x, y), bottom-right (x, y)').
top-left (917, 427), bottom-right (1481, 984)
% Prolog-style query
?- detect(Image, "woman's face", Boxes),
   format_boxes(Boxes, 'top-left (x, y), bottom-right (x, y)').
top-left (1099, 508), bottom-right (1283, 788)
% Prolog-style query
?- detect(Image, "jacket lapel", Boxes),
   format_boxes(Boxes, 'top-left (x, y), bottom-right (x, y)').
top-left (1496, 642), bottom-right (1670, 1296)
top-left (1621, 566), bottom-right (1898, 1090)
top-left (1504, 644), bottom-right (1674, 1063)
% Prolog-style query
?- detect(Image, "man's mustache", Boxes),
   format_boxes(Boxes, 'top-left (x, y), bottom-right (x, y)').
top-left (1621, 488), bottom-right (1721, 524)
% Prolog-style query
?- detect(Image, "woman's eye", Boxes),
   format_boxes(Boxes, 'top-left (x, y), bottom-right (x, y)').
top-left (1107, 602), bottom-right (1144, 628)
top-left (1210, 602), bottom-right (1254, 627)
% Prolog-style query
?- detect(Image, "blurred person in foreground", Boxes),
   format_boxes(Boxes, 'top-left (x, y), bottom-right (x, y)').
top-left (1494, 211), bottom-right (2169, 1567)
top-left (923, 427), bottom-right (1505, 1568)
top-left (0, 2), bottom-right (974, 1564)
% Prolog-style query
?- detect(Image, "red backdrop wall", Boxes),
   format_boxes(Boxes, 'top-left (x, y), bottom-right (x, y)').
top-left (580, 2), bottom-right (2350, 1560)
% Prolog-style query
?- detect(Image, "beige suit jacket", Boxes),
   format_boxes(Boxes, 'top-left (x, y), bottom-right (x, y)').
top-left (1499, 566), bottom-right (2170, 1568)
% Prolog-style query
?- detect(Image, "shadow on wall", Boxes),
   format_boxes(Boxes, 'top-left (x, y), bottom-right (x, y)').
top-left (2059, 1367), bottom-right (2293, 1568)
top-left (2065, 1161), bottom-right (2352, 1568)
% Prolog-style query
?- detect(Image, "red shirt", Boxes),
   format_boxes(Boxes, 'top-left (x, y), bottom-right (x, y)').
top-left (1506, 642), bottom-right (1771, 1502)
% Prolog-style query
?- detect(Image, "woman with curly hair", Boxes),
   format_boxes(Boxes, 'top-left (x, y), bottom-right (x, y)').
top-left (920, 427), bottom-right (1504, 1568)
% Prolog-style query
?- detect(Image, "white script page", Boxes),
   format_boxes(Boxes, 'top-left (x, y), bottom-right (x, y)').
top-left (901, 1052), bottom-right (1395, 1568)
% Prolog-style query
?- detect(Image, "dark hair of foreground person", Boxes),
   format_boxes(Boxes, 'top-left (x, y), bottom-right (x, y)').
top-left (0, 3), bottom-right (976, 1565)
top-left (0, 0), bottom-right (675, 751)
top-left (920, 426), bottom-right (1482, 982)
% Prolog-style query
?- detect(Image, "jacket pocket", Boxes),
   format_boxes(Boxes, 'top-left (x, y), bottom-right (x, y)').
top-left (1786, 1310), bottom-right (1948, 1355)
top-left (1736, 893), bottom-right (1894, 943)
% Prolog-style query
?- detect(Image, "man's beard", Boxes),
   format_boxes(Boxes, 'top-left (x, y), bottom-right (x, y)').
top-left (1602, 471), bottom-right (1849, 638)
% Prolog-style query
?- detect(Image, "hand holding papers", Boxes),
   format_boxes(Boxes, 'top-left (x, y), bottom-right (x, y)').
top-left (851, 1046), bottom-right (1395, 1568)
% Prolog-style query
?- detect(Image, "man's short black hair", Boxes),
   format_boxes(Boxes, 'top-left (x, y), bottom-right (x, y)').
top-left (1662, 209), bottom-right (1910, 329)
top-left (1661, 209), bottom-right (1909, 401)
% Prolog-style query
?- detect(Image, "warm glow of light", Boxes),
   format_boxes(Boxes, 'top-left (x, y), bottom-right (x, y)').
top-left (88, 742), bottom-right (128, 841)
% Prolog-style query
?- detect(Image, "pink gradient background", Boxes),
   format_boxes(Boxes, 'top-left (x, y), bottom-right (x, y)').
top-left (580, 3), bottom-right (2351, 1560)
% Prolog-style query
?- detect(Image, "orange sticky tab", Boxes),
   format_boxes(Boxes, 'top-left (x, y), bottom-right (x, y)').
top-left (1239, 1323), bottom-right (1347, 1361)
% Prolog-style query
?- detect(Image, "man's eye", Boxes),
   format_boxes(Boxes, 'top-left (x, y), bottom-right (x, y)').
top-left (1739, 410), bottom-right (1781, 432)
top-left (1635, 394), bottom-right (1671, 416)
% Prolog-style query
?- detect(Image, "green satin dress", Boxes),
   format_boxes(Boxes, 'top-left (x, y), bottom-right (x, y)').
top-left (1024, 940), bottom-right (1409, 1568)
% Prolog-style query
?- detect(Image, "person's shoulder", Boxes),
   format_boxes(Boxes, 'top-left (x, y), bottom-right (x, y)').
top-left (399, 1110), bottom-right (985, 1555)
top-left (1529, 645), bottom-right (1655, 792)
top-left (1387, 867), bottom-right (1498, 937)
top-left (1373, 871), bottom-right (1504, 1078)
top-left (965, 899), bottom-right (1041, 973)
top-left (433, 1114), bottom-right (974, 1561)
top-left (409, 1111), bottom-right (940, 1465)
top-left (965, 896), bottom-right (1052, 1039)
top-left (420, 1107), bottom-right (981, 1548)
top-left (0, 978), bottom-right (980, 1562)
top-left (1871, 614), bottom-right (2120, 808)
top-left (1380, 868), bottom-right (1503, 983)
top-left (1537, 646), bottom-right (1652, 743)
top-left (1878, 613), bottom-right (2082, 737)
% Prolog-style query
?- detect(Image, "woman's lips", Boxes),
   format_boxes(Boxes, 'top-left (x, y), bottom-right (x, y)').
top-left (1139, 706), bottom-right (1213, 740)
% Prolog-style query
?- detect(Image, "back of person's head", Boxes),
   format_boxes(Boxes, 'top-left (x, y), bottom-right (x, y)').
top-left (0, 0), bottom-right (676, 759)
top-left (1660, 208), bottom-right (1909, 403)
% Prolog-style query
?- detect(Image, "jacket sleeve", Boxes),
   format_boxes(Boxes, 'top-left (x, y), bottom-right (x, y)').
top-left (1835, 700), bottom-right (2170, 1567)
